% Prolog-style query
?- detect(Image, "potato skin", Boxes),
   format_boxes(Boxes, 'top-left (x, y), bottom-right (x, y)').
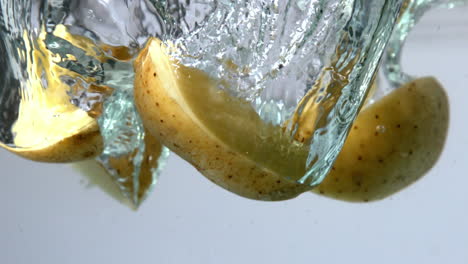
top-left (313, 77), bottom-right (449, 202)
top-left (134, 39), bottom-right (310, 201)
top-left (6, 123), bottom-right (103, 163)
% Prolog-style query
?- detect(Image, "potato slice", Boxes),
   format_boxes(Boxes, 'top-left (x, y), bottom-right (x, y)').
top-left (313, 77), bottom-right (449, 202)
top-left (1, 29), bottom-right (104, 163)
top-left (134, 38), bottom-right (312, 201)
top-left (1, 25), bottom-right (140, 163)
top-left (5, 121), bottom-right (103, 163)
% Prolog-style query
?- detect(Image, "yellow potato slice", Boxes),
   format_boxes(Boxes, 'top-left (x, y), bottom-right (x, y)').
top-left (313, 77), bottom-right (449, 202)
top-left (6, 121), bottom-right (103, 163)
top-left (134, 38), bottom-right (312, 201)
top-left (2, 25), bottom-right (137, 163)
top-left (1, 28), bottom-right (104, 163)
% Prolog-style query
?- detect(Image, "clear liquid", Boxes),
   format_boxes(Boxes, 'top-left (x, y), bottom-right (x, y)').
top-left (0, 0), bottom-right (170, 206)
top-left (0, 0), bottom-right (428, 202)
top-left (384, 0), bottom-right (468, 89)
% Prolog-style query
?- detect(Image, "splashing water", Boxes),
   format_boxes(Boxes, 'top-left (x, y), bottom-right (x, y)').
top-left (0, 0), bottom-right (169, 206)
top-left (155, 0), bottom-right (404, 185)
top-left (384, 0), bottom-right (468, 88)
top-left (3, 0), bottom-right (462, 203)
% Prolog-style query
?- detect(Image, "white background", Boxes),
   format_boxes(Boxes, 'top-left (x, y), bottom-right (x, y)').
top-left (2, 6), bottom-right (468, 264)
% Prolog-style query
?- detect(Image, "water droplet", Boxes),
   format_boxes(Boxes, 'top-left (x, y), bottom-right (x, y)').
top-left (376, 125), bottom-right (386, 134)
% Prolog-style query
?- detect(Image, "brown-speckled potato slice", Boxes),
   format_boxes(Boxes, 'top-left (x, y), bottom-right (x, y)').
top-left (4, 121), bottom-right (103, 163)
top-left (313, 77), bottom-right (449, 202)
top-left (134, 38), bottom-right (311, 201)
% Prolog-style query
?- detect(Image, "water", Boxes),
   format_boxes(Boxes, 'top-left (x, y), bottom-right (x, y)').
top-left (2, 0), bottom-right (463, 204)
top-left (384, 0), bottom-right (468, 88)
top-left (0, 0), bottom-right (168, 206)
top-left (148, 0), bottom-right (403, 186)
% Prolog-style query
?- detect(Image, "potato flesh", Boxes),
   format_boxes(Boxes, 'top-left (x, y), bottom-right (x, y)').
top-left (313, 77), bottom-right (449, 202)
top-left (9, 124), bottom-right (103, 163)
top-left (1, 26), bottom-right (107, 162)
top-left (134, 38), bottom-right (311, 201)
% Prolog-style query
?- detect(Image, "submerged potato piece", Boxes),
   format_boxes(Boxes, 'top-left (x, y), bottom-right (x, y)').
top-left (73, 130), bottom-right (164, 207)
top-left (313, 77), bottom-right (449, 202)
top-left (134, 38), bottom-right (312, 201)
top-left (106, 130), bottom-right (164, 204)
top-left (73, 159), bottom-right (132, 208)
top-left (6, 121), bottom-right (103, 163)
top-left (1, 28), bottom-right (104, 163)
